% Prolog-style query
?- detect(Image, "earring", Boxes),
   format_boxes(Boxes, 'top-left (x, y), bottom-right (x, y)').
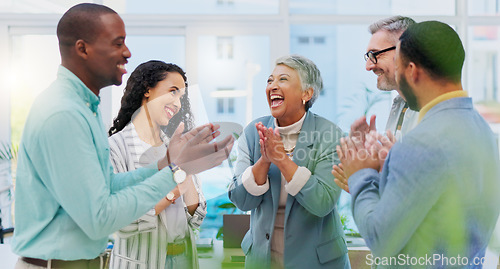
top-left (302, 100), bottom-right (306, 105)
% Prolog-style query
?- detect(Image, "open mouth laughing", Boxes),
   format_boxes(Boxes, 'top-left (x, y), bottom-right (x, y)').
top-left (270, 94), bottom-right (284, 108)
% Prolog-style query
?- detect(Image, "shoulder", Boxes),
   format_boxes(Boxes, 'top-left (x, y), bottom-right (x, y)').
top-left (30, 84), bottom-right (89, 126)
top-left (243, 115), bottom-right (273, 136)
top-left (307, 112), bottom-right (344, 138)
top-left (248, 115), bottom-right (273, 127)
top-left (109, 124), bottom-right (136, 154)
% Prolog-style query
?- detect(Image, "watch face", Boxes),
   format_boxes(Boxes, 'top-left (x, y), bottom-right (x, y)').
top-left (166, 192), bottom-right (175, 200)
top-left (174, 169), bottom-right (187, 184)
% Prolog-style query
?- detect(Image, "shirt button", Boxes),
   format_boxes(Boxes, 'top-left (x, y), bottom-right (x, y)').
top-left (93, 112), bottom-right (97, 116)
top-left (265, 233), bottom-right (270, 240)
top-left (86, 102), bottom-right (90, 107)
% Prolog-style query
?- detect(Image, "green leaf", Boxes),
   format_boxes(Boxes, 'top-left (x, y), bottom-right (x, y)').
top-left (216, 227), bottom-right (224, 240)
top-left (218, 202), bottom-right (236, 209)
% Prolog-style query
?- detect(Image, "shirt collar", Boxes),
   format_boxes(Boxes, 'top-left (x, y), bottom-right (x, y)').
top-left (58, 65), bottom-right (101, 112)
top-left (274, 112), bottom-right (307, 135)
top-left (393, 95), bottom-right (405, 104)
top-left (418, 90), bottom-right (468, 122)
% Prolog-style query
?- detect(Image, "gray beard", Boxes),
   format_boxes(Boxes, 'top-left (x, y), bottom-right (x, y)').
top-left (377, 75), bottom-right (397, 92)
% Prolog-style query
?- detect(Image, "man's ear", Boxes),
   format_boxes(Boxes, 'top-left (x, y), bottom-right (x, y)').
top-left (407, 62), bottom-right (419, 84)
top-left (75, 39), bottom-right (88, 59)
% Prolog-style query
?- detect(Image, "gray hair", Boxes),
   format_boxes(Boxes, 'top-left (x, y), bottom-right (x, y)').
top-left (369, 16), bottom-right (416, 43)
top-left (275, 54), bottom-right (323, 111)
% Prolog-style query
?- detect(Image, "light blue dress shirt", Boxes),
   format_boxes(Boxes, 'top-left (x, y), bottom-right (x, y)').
top-left (12, 66), bottom-right (177, 260)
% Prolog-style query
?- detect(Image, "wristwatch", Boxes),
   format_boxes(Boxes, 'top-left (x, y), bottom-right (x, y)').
top-left (166, 192), bottom-right (176, 202)
top-left (169, 162), bottom-right (186, 184)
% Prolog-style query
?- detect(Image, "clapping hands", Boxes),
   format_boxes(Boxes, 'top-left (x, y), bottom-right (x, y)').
top-left (255, 122), bottom-right (287, 164)
top-left (332, 128), bottom-right (396, 193)
top-left (161, 122), bottom-right (235, 175)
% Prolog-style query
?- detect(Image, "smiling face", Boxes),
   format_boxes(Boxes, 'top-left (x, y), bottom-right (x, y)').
top-left (266, 64), bottom-right (309, 126)
top-left (365, 30), bottom-right (398, 91)
top-left (85, 13), bottom-right (131, 91)
top-left (143, 72), bottom-right (186, 127)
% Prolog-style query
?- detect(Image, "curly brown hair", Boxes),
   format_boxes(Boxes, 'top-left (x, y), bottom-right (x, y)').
top-left (108, 60), bottom-right (194, 137)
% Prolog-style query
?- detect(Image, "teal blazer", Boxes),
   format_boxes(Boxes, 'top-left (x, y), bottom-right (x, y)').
top-left (229, 111), bottom-right (350, 268)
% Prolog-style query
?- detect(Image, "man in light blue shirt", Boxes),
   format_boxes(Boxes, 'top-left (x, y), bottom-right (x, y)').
top-left (12, 3), bottom-right (232, 268)
top-left (339, 21), bottom-right (500, 268)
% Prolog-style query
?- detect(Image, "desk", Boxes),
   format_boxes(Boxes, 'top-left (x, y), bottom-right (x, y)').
top-left (198, 239), bottom-right (244, 268)
top-left (198, 238), bottom-right (371, 268)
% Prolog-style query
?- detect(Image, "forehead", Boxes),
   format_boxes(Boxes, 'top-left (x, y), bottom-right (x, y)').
top-left (156, 72), bottom-right (186, 88)
top-left (367, 30), bottom-right (396, 51)
top-left (95, 13), bottom-right (126, 40)
top-left (271, 64), bottom-right (298, 76)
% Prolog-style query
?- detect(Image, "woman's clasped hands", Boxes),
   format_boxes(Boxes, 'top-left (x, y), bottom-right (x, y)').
top-left (255, 122), bottom-right (288, 164)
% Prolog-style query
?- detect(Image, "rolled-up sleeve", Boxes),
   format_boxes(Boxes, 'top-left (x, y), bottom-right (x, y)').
top-left (284, 166), bottom-right (311, 196)
top-left (242, 166), bottom-right (270, 196)
top-left (186, 175), bottom-right (207, 229)
top-left (116, 209), bottom-right (158, 239)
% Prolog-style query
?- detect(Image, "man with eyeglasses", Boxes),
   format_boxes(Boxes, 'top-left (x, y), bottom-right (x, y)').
top-left (333, 16), bottom-right (418, 193)
top-left (356, 15), bottom-right (418, 141)
top-left (365, 16), bottom-right (420, 142)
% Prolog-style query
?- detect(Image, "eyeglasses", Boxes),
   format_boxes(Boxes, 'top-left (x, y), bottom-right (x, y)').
top-left (364, 46), bottom-right (396, 64)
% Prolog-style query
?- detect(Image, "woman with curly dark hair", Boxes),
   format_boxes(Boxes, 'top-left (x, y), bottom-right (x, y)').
top-left (108, 61), bottom-right (194, 138)
top-left (108, 60), bottom-right (206, 269)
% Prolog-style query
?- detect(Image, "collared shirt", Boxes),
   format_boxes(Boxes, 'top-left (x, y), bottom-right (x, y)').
top-left (385, 95), bottom-right (419, 141)
top-left (12, 66), bottom-right (177, 260)
top-left (418, 90), bottom-right (468, 122)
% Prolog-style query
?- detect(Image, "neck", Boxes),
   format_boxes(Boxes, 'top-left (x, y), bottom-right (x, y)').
top-left (132, 106), bottom-right (162, 146)
top-left (277, 110), bottom-right (306, 127)
top-left (61, 61), bottom-right (101, 97)
top-left (417, 81), bottom-right (463, 110)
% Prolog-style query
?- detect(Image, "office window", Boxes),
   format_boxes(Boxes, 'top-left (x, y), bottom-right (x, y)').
top-left (228, 98), bottom-right (235, 113)
top-left (313, 36), bottom-right (326, 44)
top-left (217, 37), bottom-right (234, 60)
top-left (289, 0), bottom-right (455, 15)
top-left (468, 26), bottom-right (500, 103)
top-left (215, 88), bottom-right (236, 114)
top-left (121, 0), bottom-right (278, 14)
top-left (0, 0), bottom-right (86, 13)
top-left (296, 36), bottom-right (326, 46)
top-left (468, 0), bottom-right (500, 15)
top-left (298, 36), bottom-right (310, 44)
top-left (217, 98), bottom-right (225, 113)
top-left (217, 0), bottom-right (234, 5)
top-left (10, 35), bottom-right (59, 146)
